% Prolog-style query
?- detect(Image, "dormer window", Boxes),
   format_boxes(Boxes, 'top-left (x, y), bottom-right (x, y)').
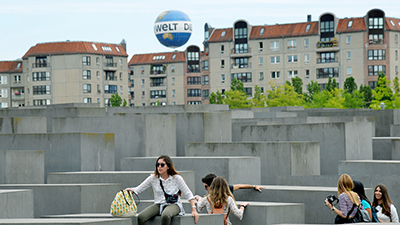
top-left (92, 44), bottom-right (98, 51)
top-left (101, 46), bottom-right (112, 51)
top-left (172, 54), bottom-right (176, 60)
top-left (16, 63), bottom-right (21, 69)
top-left (305, 24), bottom-right (311, 32)
top-left (391, 20), bottom-right (395, 27)
top-left (115, 46), bottom-right (120, 52)
top-left (260, 28), bottom-right (265, 35)
top-left (347, 21), bottom-right (353, 28)
top-left (221, 31), bottom-right (226, 37)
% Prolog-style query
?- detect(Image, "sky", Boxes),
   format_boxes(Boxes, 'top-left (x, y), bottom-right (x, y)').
top-left (1, 0), bottom-right (400, 61)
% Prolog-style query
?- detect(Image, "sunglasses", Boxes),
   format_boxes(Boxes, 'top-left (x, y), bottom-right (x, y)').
top-left (156, 163), bottom-right (166, 168)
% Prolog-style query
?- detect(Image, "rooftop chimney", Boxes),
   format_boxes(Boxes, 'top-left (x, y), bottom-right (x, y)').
top-left (307, 15), bottom-right (312, 22)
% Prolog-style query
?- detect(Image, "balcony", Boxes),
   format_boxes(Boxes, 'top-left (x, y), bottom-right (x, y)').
top-left (103, 62), bottom-right (117, 71)
top-left (150, 70), bottom-right (165, 75)
top-left (150, 82), bottom-right (165, 87)
top-left (369, 39), bottom-right (385, 45)
top-left (231, 47), bottom-right (252, 58)
top-left (317, 57), bottom-right (338, 64)
top-left (32, 63), bottom-right (50, 68)
top-left (12, 93), bottom-right (25, 100)
top-left (316, 40), bottom-right (339, 52)
top-left (316, 72), bottom-right (339, 79)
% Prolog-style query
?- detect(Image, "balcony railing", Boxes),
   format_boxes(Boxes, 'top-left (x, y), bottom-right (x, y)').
top-left (231, 47), bottom-right (252, 54)
top-left (187, 68), bottom-right (200, 73)
top-left (316, 72), bottom-right (339, 79)
top-left (150, 70), bottom-right (165, 75)
top-left (104, 62), bottom-right (117, 67)
top-left (231, 62), bottom-right (252, 69)
top-left (32, 63), bottom-right (50, 68)
top-left (369, 39), bottom-right (385, 45)
top-left (150, 82), bottom-right (164, 87)
top-left (12, 93), bottom-right (25, 100)
top-left (317, 57), bottom-right (338, 63)
top-left (316, 41), bottom-right (338, 49)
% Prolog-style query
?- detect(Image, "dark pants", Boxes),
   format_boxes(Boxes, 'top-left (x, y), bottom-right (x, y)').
top-left (138, 204), bottom-right (180, 225)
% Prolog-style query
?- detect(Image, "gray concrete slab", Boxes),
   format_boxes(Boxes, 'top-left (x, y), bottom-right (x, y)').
top-left (0, 190), bottom-right (34, 218)
top-left (0, 218), bottom-right (131, 225)
top-left (241, 122), bottom-right (373, 175)
top-left (46, 171), bottom-right (195, 200)
top-left (0, 183), bottom-right (121, 218)
top-left (120, 156), bottom-right (261, 197)
top-left (339, 160), bottom-right (400, 175)
top-left (0, 133), bottom-right (115, 175)
top-left (185, 142), bottom-right (320, 184)
top-left (0, 150), bottom-right (44, 184)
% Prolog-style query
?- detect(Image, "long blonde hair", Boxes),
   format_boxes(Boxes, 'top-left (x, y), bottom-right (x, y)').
top-left (337, 174), bottom-right (360, 205)
top-left (208, 177), bottom-right (235, 208)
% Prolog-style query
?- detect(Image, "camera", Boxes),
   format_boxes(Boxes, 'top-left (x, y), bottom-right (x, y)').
top-left (165, 193), bottom-right (179, 204)
top-left (326, 194), bottom-right (338, 204)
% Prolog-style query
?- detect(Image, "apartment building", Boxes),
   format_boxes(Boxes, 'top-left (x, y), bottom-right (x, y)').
top-left (128, 45), bottom-right (202, 106)
top-left (0, 60), bottom-right (24, 108)
top-left (202, 8), bottom-right (400, 98)
top-left (22, 41), bottom-right (129, 107)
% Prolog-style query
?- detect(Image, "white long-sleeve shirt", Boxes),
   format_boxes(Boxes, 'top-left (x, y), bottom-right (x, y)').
top-left (132, 174), bottom-right (194, 215)
top-left (197, 196), bottom-right (243, 225)
top-left (375, 204), bottom-right (399, 223)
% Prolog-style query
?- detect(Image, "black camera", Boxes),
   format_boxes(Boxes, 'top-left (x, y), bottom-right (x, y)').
top-left (164, 193), bottom-right (179, 204)
top-left (326, 194), bottom-right (338, 204)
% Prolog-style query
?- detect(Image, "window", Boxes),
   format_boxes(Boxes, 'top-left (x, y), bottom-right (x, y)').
top-left (259, 42), bottom-right (263, 51)
top-left (231, 73), bottom-right (252, 83)
top-left (288, 70), bottom-right (298, 78)
top-left (203, 75), bottom-right (209, 85)
top-left (347, 21), bottom-right (353, 28)
top-left (141, 79), bottom-right (145, 86)
top-left (305, 24), bottom-right (311, 32)
top-left (33, 72), bottom-right (50, 81)
top-left (151, 78), bottom-right (164, 86)
top-left (259, 72), bottom-right (264, 81)
top-left (97, 84), bottom-right (100, 93)
top-left (104, 85), bottom-right (117, 94)
top-left (33, 99), bottom-right (50, 106)
top-left (97, 71), bottom-right (100, 79)
top-left (235, 58), bottom-right (248, 68)
top-left (396, 50), bottom-right (399, 61)
top-left (259, 28), bottom-right (265, 35)
top-left (202, 61), bottom-right (208, 71)
top-left (287, 55), bottom-right (298, 63)
top-left (368, 50), bottom-right (386, 60)
top-left (270, 56), bottom-right (280, 64)
top-left (172, 77), bottom-right (175, 85)
top-left (82, 56), bottom-right (91, 66)
top-left (120, 72), bottom-right (123, 80)
top-left (221, 31), bottom-right (226, 37)
top-left (271, 71), bottom-right (280, 79)
top-left (259, 57), bottom-right (263, 66)
top-left (369, 17), bottom-right (384, 29)
top-left (346, 35), bottom-right (351, 44)
top-left (0, 102), bottom-right (8, 108)
top-left (96, 57), bottom-right (100, 64)
top-left (221, 59), bottom-right (225, 68)
top-left (320, 52), bottom-right (335, 63)
top-left (187, 51), bottom-right (199, 61)
top-left (172, 54), bottom-right (176, 60)
top-left (368, 81), bottom-right (377, 90)
top-left (106, 71), bottom-right (116, 80)
top-left (0, 89), bottom-right (8, 98)
top-left (120, 86), bottom-right (123, 95)
top-left (244, 87), bottom-right (252, 97)
top-left (83, 84), bottom-right (91, 93)
top-left (316, 67), bottom-right (339, 78)
top-left (83, 98), bottom-right (92, 103)
top-left (396, 35), bottom-right (399, 44)
top-left (234, 43), bottom-right (248, 53)
top-left (396, 66), bottom-right (399, 75)
top-left (187, 77), bottom-right (201, 85)
top-left (119, 59), bottom-right (122, 66)
top-left (304, 39), bottom-right (309, 48)
top-left (14, 75), bottom-right (21, 83)
top-left (187, 101), bottom-right (201, 105)
top-left (172, 89), bottom-right (176, 97)
top-left (321, 20), bottom-right (334, 33)
top-left (270, 41), bottom-right (279, 51)
top-left (33, 86), bottom-right (51, 95)
top-left (347, 51), bottom-right (352, 59)
top-left (221, 74), bottom-right (225, 84)
top-left (101, 46), bottom-right (112, 51)
top-left (288, 40), bottom-right (297, 49)
top-left (305, 69), bottom-right (310, 78)
top-left (141, 67), bottom-right (144, 74)
top-left (347, 67), bottom-right (352, 75)
top-left (0, 76), bottom-right (7, 84)
top-left (305, 54), bottom-right (309, 64)
top-left (187, 89), bottom-right (201, 97)
top-left (202, 90), bottom-right (209, 99)
top-left (171, 65), bottom-right (175, 72)
top-left (368, 65), bottom-right (386, 76)
top-left (83, 70), bottom-right (91, 79)
top-left (234, 26), bottom-right (247, 39)
top-left (220, 45), bottom-right (224, 53)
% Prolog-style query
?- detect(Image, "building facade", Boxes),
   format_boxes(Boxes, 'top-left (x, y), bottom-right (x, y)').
top-left (202, 8), bottom-right (400, 99)
top-left (128, 45), bottom-right (202, 106)
top-left (21, 41), bottom-right (129, 107)
top-left (0, 61), bottom-right (24, 108)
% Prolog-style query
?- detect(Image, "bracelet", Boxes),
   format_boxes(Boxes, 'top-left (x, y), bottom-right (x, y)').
top-left (240, 205), bottom-right (247, 209)
top-left (332, 207), bottom-right (335, 211)
top-left (192, 206), bottom-right (196, 208)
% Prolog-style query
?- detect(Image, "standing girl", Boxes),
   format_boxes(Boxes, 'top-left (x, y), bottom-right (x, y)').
top-left (125, 155), bottom-right (199, 225)
top-left (372, 184), bottom-right (399, 223)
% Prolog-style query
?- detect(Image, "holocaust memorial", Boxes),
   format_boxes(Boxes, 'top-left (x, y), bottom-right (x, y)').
top-left (1, 104), bottom-right (400, 224)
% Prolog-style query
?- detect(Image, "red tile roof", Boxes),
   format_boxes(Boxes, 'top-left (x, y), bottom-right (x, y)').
top-left (0, 60), bottom-right (23, 73)
top-left (22, 41), bottom-right (128, 59)
top-left (386, 17), bottom-right (400, 31)
top-left (251, 22), bottom-right (319, 39)
top-left (129, 51), bottom-right (185, 65)
top-left (209, 28), bottom-right (233, 42)
top-left (337, 17), bottom-right (366, 33)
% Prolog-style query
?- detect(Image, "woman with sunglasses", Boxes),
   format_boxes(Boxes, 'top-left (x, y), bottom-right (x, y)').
top-left (372, 184), bottom-right (399, 223)
top-left (125, 155), bottom-right (199, 225)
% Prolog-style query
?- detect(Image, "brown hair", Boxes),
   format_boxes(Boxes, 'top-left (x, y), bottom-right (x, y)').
top-left (153, 155), bottom-right (180, 177)
top-left (337, 174), bottom-right (360, 205)
top-left (372, 184), bottom-right (393, 218)
top-left (208, 176), bottom-right (235, 208)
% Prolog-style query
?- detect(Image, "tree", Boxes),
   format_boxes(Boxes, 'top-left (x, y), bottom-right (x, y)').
top-left (326, 77), bottom-right (337, 92)
top-left (359, 85), bottom-right (372, 108)
top-left (122, 99), bottom-right (128, 107)
top-left (370, 73), bottom-right (394, 109)
top-left (230, 78), bottom-right (245, 92)
top-left (223, 89), bottom-right (251, 109)
top-left (343, 90), bottom-right (365, 109)
top-left (290, 77), bottom-right (303, 95)
top-left (110, 92), bottom-right (122, 107)
top-left (344, 77), bottom-right (357, 94)
top-left (251, 85), bottom-right (267, 108)
top-left (266, 82), bottom-right (304, 107)
top-left (304, 80), bottom-right (320, 102)
top-left (209, 90), bottom-right (224, 104)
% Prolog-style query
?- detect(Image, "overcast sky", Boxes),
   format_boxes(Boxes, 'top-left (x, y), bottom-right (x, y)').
top-left (1, 0), bottom-right (399, 61)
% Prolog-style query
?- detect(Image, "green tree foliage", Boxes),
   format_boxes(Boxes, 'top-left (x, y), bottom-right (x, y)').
top-left (110, 92), bottom-right (122, 107)
top-left (342, 90), bottom-right (365, 109)
top-left (370, 73), bottom-right (394, 109)
top-left (359, 85), bottom-right (372, 108)
top-left (344, 77), bottom-right (357, 94)
top-left (209, 90), bottom-right (224, 104)
top-left (230, 78), bottom-right (245, 92)
top-left (122, 99), bottom-right (128, 107)
top-left (326, 77), bottom-right (337, 92)
top-left (287, 77), bottom-right (303, 95)
top-left (251, 85), bottom-right (267, 108)
top-left (304, 80), bottom-right (320, 102)
top-left (266, 82), bottom-right (304, 107)
top-left (223, 89), bottom-right (251, 109)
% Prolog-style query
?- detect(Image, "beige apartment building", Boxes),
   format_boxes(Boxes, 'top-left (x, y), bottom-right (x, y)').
top-left (202, 8), bottom-right (400, 98)
top-left (0, 61), bottom-right (24, 108)
top-left (128, 45), bottom-right (202, 106)
top-left (21, 40), bottom-right (129, 107)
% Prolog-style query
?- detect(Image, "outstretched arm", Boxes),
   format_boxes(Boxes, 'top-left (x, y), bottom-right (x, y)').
top-left (233, 184), bottom-right (266, 192)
